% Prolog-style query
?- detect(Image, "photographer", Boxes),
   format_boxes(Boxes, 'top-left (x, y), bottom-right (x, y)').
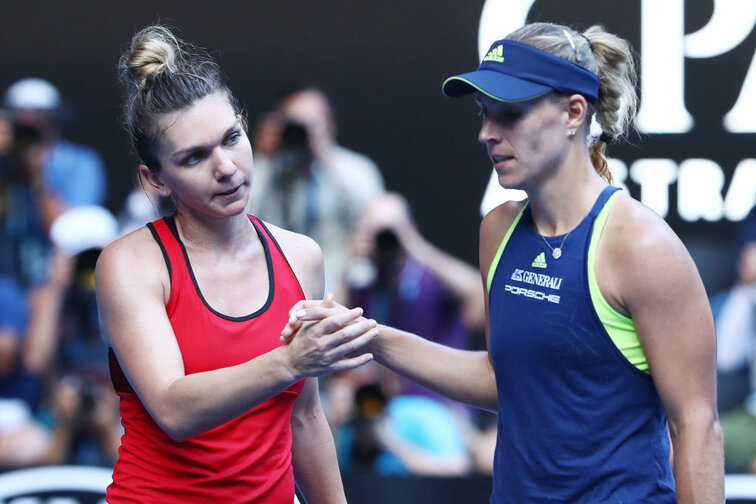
top-left (346, 193), bottom-right (485, 337)
top-left (246, 87), bottom-right (384, 298)
top-left (3, 78), bottom-right (106, 208)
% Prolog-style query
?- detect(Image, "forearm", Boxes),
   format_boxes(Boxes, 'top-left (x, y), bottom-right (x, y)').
top-left (670, 416), bottom-right (724, 503)
top-left (373, 325), bottom-right (497, 411)
top-left (402, 232), bottom-right (481, 303)
top-left (23, 285), bottom-right (66, 374)
top-left (150, 347), bottom-right (299, 441)
top-left (43, 419), bottom-right (74, 465)
top-left (291, 404), bottom-right (347, 503)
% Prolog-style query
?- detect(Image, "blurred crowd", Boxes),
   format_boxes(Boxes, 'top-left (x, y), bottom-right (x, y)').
top-left (1, 78), bottom-right (755, 478)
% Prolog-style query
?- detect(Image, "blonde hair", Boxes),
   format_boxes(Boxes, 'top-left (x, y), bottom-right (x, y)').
top-left (117, 25), bottom-right (240, 172)
top-left (506, 23), bottom-right (638, 182)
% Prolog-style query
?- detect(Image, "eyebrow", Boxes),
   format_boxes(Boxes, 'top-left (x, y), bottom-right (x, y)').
top-left (171, 124), bottom-right (239, 159)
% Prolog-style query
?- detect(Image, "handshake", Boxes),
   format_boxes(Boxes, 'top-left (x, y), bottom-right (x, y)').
top-left (278, 294), bottom-right (380, 380)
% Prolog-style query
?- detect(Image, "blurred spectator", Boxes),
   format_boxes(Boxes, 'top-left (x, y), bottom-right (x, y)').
top-left (713, 206), bottom-right (756, 473)
top-left (331, 364), bottom-right (471, 476)
top-left (346, 193), bottom-right (485, 350)
top-left (0, 108), bottom-right (53, 289)
top-left (36, 206), bottom-right (121, 466)
top-left (0, 275), bottom-right (50, 469)
top-left (4, 78), bottom-right (107, 208)
top-left (334, 193), bottom-right (496, 475)
top-left (245, 87), bottom-right (384, 296)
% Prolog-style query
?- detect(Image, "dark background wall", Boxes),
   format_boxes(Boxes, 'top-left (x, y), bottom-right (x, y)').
top-left (2, 0), bottom-right (753, 293)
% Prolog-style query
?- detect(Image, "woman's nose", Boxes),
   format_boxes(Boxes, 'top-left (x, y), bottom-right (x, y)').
top-left (478, 117), bottom-right (500, 146)
top-left (214, 151), bottom-right (237, 179)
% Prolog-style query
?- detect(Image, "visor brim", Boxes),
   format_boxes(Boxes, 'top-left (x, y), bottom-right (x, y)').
top-left (442, 70), bottom-right (553, 103)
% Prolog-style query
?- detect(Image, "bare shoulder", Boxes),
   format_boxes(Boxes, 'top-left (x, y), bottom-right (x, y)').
top-left (602, 193), bottom-right (690, 268)
top-left (95, 228), bottom-right (170, 310)
top-left (598, 193), bottom-right (704, 313)
top-left (97, 227), bottom-right (167, 280)
top-left (480, 199), bottom-right (528, 273)
top-left (260, 221), bottom-right (325, 300)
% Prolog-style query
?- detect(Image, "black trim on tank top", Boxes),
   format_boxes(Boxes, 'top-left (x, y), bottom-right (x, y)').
top-left (164, 215), bottom-right (275, 321)
top-left (146, 221), bottom-right (172, 284)
top-left (255, 218), bottom-right (299, 274)
top-left (255, 218), bottom-right (308, 296)
top-left (108, 348), bottom-right (134, 394)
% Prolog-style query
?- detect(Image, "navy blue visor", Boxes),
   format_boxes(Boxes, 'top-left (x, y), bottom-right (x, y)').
top-left (442, 39), bottom-right (600, 103)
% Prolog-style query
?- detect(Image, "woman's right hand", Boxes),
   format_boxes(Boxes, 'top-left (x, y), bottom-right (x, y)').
top-left (281, 300), bottom-right (377, 379)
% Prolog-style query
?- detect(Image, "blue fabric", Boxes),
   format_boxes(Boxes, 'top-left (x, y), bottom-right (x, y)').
top-left (488, 186), bottom-right (675, 503)
top-left (443, 40), bottom-right (600, 103)
top-left (0, 276), bottom-right (27, 335)
top-left (377, 396), bottom-right (467, 475)
top-left (387, 396), bottom-right (467, 456)
top-left (336, 395), bottom-right (467, 475)
top-left (44, 140), bottom-right (106, 206)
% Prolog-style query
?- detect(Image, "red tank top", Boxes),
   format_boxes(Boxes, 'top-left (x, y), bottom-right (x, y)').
top-left (107, 215), bottom-right (305, 503)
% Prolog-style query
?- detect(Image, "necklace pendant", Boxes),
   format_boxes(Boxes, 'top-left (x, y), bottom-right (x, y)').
top-left (552, 248), bottom-right (562, 259)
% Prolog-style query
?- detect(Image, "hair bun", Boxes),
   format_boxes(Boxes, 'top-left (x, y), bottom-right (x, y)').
top-left (123, 25), bottom-right (181, 90)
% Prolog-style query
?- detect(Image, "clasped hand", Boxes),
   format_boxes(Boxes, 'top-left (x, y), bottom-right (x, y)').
top-left (281, 294), bottom-right (377, 379)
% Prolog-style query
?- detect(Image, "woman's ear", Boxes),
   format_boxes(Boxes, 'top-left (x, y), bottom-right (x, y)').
top-left (139, 164), bottom-right (171, 198)
top-left (565, 93), bottom-right (589, 132)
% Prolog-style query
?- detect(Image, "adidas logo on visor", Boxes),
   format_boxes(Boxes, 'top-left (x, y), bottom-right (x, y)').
top-left (483, 44), bottom-right (505, 63)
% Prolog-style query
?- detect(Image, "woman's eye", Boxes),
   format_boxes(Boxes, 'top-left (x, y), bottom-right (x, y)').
top-left (224, 133), bottom-right (240, 146)
top-left (185, 152), bottom-right (204, 165)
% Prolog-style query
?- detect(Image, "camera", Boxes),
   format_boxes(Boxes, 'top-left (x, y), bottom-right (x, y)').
top-left (78, 378), bottom-right (98, 416)
top-left (272, 120), bottom-right (314, 185)
top-left (12, 123), bottom-right (43, 153)
top-left (279, 120), bottom-right (309, 151)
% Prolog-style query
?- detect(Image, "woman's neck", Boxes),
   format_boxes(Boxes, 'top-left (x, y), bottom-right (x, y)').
top-left (173, 210), bottom-right (252, 252)
top-left (526, 150), bottom-right (608, 236)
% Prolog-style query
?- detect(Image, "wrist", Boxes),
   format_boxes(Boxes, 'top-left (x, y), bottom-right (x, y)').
top-left (369, 324), bottom-right (391, 359)
top-left (273, 345), bottom-right (303, 383)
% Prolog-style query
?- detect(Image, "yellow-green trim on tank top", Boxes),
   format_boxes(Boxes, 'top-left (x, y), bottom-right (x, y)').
top-left (486, 203), bottom-right (528, 293)
top-left (588, 191), bottom-right (649, 373)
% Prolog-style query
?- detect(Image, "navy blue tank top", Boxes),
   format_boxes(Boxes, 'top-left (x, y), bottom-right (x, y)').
top-left (488, 186), bottom-right (675, 503)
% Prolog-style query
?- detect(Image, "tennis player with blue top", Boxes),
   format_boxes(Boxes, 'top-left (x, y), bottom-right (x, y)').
top-left (284, 22), bottom-right (724, 502)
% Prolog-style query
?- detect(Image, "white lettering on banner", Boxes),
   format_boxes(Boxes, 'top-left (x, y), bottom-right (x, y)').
top-left (505, 284), bottom-right (561, 304)
top-left (637, 0), bottom-right (756, 133)
top-left (478, 1), bottom-right (756, 223)
top-left (725, 160), bottom-right (756, 220)
top-left (725, 48), bottom-right (756, 133)
top-left (511, 269), bottom-right (563, 290)
top-left (621, 158), bottom-right (756, 221)
top-left (637, 0), bottom-right (691, 133)
top-left (678, 159), bottom-right (725, 222)
top-left (629, 160), bottom-right (678, 218)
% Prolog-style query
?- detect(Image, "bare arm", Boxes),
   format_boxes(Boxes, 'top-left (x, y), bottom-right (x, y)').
top-left (22, 251), bottom-right (73, 374)
top-left (599, 198), bottom-right (723, 503)
top-left (283, 204), bottom-right (521, 412)
top-left (291, 378), bottom-right (347, 504)
top-left (96, 231), bottom-right (375, 442)
top-left (369, 325), bottom-right (496, 411)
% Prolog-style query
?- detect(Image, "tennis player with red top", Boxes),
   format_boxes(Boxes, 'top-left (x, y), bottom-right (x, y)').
top-left (96, 25), bottom-right (376, 503)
